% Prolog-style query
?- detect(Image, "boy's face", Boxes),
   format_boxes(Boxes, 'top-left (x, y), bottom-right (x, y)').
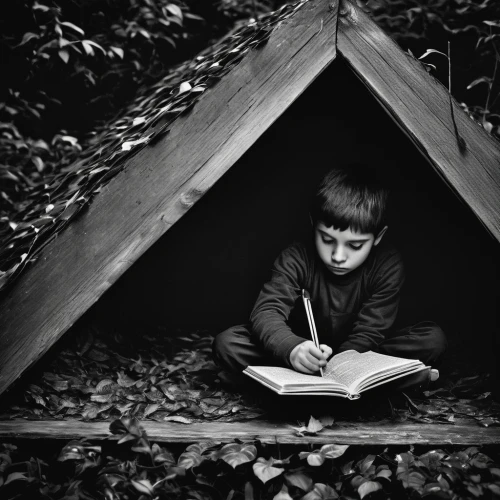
top-left (314, 222), bottom-right (387, 276)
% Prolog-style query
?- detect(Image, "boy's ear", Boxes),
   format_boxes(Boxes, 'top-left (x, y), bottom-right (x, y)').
top-left (374, 226), bottom-right (388, 246)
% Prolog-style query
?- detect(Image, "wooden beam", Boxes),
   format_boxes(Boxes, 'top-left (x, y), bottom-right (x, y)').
top-left (1, 419), bottom-right (499, 445)
top-left (0, 0), bottom-right (338, 396)
top-left (337, 1), bottom-right (500, 243)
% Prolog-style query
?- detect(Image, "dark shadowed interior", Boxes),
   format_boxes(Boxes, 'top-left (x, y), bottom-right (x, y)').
top-left (83, 57), bottom-right (499, 377)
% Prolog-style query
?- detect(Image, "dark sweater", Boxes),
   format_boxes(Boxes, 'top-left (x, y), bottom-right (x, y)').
top-left (249, 239), bottom-right (405, 367)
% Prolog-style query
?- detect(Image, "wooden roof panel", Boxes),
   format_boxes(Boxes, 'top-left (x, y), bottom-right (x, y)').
top-left (0, 0), bottom-right (339, 396)
top-left (337, 2), bottom-right (500, 240)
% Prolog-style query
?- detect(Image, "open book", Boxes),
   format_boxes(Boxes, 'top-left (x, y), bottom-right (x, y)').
top-left (243, 350), bottom-right (428, 400)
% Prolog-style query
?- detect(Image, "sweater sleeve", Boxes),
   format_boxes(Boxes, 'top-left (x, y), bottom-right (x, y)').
top-left (338, 249), bottom-right (405, 353)
top-left (249, 244), bottom-right (310, 366)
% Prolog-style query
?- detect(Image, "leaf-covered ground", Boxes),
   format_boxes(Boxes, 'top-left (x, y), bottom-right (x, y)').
top-left (1, 416), bottom-right (500, 499)
top-left (1, 326), bottom-right (499, 429)
top-left (0, 327), bottom-right (267, 424)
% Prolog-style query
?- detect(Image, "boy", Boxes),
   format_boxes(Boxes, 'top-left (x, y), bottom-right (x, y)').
top-left (213, 164), bottom-right (446, 387)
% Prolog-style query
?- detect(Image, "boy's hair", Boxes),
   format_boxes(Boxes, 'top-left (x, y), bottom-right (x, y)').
top-left (310, 164), bottom-right (389, 235)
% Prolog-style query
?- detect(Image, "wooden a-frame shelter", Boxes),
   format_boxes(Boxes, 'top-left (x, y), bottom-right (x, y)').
top-left (0, 0), bottom-right (499, 443)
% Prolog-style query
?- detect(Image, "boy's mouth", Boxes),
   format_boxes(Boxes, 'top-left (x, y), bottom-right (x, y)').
top-left (329, 266), bottom-right (349, 273)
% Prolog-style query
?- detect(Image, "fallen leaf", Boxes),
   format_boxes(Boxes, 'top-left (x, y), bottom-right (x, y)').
top-left (163, 416), bottom-right (193, 424)
top-left (293, 416), bottom-right (324, 436)
top-left (117, 371), bottom-right (137, 388)
top-left (318, 415), bottom-right (335, 427)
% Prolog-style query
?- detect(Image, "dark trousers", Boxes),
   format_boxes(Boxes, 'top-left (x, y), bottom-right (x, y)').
top-left (213, 321), bottom-right (447, 374)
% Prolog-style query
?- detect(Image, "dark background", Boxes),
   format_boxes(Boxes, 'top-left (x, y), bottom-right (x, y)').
top-left (84, 57), bottom-right (499, 376)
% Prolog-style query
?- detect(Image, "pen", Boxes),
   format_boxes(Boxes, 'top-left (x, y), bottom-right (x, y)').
top-left (302, 289), bottom-right (324, 377)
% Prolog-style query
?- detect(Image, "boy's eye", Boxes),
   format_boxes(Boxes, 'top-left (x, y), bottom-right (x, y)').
top-left (321, 237), bottom-right (334, 244)
top-left (349, 244), bottom-right (363, 250)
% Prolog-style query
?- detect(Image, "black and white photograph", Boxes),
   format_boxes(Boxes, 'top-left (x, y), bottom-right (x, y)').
top-left (0, 0), bottom-right (499, 498)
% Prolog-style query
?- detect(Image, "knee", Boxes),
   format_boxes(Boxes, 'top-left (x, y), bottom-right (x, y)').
top-left (416, 321), bottom-right (447, 365)
top-left (212, 329), bottom-right (234, 364)
top-left (432, 324), bottom-right (448, 359)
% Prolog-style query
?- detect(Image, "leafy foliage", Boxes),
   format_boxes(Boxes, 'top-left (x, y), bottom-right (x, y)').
top-left (215, 442), bottom-right (258, 468)
top-left (367, 0), bottom-right (500, 138)
top-left (254, 457), bottom-right (286, 483)
top-left (1, 0), bottom-right (205, 214)
top-left (299, 444), bottom-right (350, 466)
top-left (1, 416), bottom-right (500, 499)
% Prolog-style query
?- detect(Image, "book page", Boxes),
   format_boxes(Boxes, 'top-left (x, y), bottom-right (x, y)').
top-left (244, 369), bottom-right (350, 397)
top-left (323, 350), bottom-right (423, 392)
top-left (359, 365), bottom-right (428, 392)
top-left (244, 366), bottom-right (346, 393)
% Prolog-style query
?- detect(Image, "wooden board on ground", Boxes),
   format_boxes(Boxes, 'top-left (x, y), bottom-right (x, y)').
top-left (1, 419), bottom-right (499, 445)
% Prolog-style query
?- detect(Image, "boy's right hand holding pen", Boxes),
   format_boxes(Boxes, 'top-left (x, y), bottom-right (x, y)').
top-left (290, 341), bottom-right (332, 374)
top-left (296, 289), bottom-right (332, 375)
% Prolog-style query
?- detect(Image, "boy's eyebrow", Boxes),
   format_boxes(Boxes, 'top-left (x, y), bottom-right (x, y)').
top-left (317, 229), bottom-right (370, 243)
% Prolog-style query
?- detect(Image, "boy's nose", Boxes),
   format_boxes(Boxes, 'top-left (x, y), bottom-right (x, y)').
top-left (332, 247), bottom-right (347, 263)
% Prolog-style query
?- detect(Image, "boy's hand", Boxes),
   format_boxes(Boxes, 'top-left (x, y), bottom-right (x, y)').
top-left (290, 341), bottom-right (332, 374)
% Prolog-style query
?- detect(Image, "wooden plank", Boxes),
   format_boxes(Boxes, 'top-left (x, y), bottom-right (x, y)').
top-left (0, 0), bottom-right (338, 396)
top-left (1, 419), bottom-right (499, 445)
top-left (337, 1), bottom-right (500, 243)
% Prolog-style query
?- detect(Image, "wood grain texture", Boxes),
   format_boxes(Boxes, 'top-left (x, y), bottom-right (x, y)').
top-left (0, 0), bottom-right (338, 397)
top-left (0, 419), bottom-right (499, 445)
top-left (337, 1), bottom-right (500, 242)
